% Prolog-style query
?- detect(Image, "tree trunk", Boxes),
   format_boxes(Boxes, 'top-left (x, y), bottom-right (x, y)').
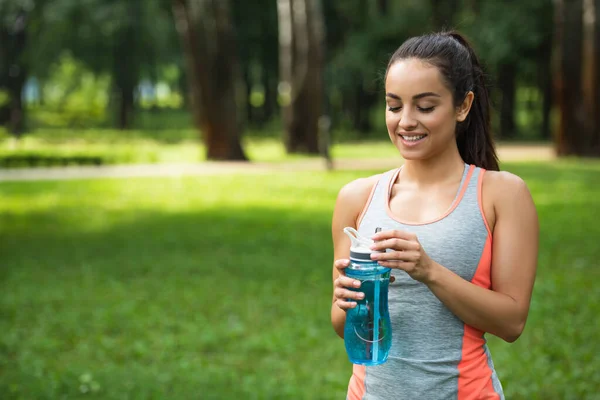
top-left (539, 37), bottom-right (553, 140)
top-left (0, 10), bottom-right (27, 137)
top-left (112, 2), bottom-right (142, 130)
top-left (498, 62), bottom-right (517, 139)
top-left (114, 83), bottom-right (135, 130)
top-left (178, 67), bottom-right (188, 108)
top-left (262, 62), bottom-right (276, 124)
top-left (172, 0), bottom-right (247, 160)
top-left (593, 0), bottom-right (600, 152)
top-left (581, 0), bottom-right (598, 153)
top-left (377, 0), bottom-right (388, 14)
top-left (242, 65), bottom-right (253, 126)
top-left (554, 0), bottom-right (585, 156)
top-left (277, 0), bottom-right (324, 154)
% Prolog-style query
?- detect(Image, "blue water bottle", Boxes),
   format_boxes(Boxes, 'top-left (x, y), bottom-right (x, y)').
top-left (342, 227), bottom-right (392, 366)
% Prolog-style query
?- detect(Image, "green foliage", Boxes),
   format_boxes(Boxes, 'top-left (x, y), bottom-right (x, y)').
top-left (459, 0), bottom-right (554, 67)
top-left (0, 149), bottom-right (105, 167)
top-left (0, 126), bottom-right (401, 167)
top-left (0, 160), bottom-right (599, 399)
top-left (30, 53), bottom-right (110, 128)
top-left (0, 90), bottom-right (9, 108)
top-left (327, 0), bottom-right (431, 91)
top-left (0, 127), bottom-right (200, 166)
top-left (33, 0), bottom-right (178, 80)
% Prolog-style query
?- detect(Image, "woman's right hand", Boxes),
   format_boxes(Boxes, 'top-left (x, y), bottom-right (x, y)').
top-left (333, 259), bottom-right (364, 311)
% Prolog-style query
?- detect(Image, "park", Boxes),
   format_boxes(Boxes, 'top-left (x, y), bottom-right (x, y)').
top-left (1, 1), bottom-right (600, 399)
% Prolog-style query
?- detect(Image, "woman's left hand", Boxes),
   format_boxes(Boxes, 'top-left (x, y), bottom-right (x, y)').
top-left (369, 229), bottom-right (436, 283)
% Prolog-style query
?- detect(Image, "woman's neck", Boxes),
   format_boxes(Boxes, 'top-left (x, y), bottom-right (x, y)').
top-left (401, 148), bottom-right (466, 186)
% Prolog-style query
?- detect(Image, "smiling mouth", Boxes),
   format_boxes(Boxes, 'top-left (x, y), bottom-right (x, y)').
top-left (399, 134), bottom-right (427, 142)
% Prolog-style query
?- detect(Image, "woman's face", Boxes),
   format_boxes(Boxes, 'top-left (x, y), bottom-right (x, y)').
top-left (385, 58), bottom-right (470, 161)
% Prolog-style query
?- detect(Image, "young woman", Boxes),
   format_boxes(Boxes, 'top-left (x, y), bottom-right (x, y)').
top-left (331, 31), bottom-right (539, 399)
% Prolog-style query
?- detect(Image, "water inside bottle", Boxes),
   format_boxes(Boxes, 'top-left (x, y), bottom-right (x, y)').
top-left (344, 274), bottom-right (392, 365)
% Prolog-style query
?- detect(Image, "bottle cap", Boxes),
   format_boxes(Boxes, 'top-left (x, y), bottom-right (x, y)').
top-left (343, 227), bottom-right (382, 262)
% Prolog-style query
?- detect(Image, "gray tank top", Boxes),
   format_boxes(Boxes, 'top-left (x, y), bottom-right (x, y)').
top-left (347, 164), bottom-right (505, 400)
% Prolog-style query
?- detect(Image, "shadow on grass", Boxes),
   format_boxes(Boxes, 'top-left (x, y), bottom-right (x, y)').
top-left (1, 161), bottom-right (600, 399)
top-left (1, 206), bottom-right (350, 399)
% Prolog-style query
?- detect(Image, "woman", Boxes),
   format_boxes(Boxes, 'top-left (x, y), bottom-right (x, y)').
top-left (331, 31), bottom-right (538, 399)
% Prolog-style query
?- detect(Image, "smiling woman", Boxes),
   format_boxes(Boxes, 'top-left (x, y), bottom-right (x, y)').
top-left (330, 31), bottom-right (539, 400)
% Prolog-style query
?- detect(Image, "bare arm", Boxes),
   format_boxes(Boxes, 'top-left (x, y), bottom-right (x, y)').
top-left (372, 172), bottom-right (539, 342)
top-left (330, 175), bottom-right (379, 338)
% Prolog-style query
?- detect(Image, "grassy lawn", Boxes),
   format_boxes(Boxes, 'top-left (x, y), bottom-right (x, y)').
top-left (0, 126), bottom-right (412, 166)
top-left (1, 160), bottom-right (599, 399)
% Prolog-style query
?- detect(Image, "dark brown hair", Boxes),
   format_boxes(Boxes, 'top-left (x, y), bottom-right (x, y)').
top-left (386, 31), bottom-right (499, 171)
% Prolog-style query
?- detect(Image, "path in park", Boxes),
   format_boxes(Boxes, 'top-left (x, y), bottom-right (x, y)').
top-left (0, 143), bottom-right (554, 182)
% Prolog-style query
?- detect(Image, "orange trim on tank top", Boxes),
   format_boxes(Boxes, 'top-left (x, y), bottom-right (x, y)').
top-left (356, 177), bottom-right (380, 228)
top-left (385, 164), bottom-right (476, 226)
top-left (477, 168), bottom-right (493, 237)
top-left (458, 173), bottom-right (499, 399)
top-left (346, 364), bottom-right (366, 400)
top-left (457, 235), bottom-right (499, 399)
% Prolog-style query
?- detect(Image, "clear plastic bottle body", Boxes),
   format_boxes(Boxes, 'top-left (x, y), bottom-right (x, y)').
top-left (344, 260), bottom-right (392, 366)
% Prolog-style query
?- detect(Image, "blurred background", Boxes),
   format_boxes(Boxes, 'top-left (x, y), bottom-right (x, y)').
top-left (1, 0), bottom-right (599, 399)
top-left (1, 0), bottom-right (598, 162)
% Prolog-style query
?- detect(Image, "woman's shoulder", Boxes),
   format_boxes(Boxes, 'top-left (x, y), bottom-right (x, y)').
top-left (338, 173), bottom-right (382, 197)
top-left (332, 173), bottom-right (383, 230)
top-left (478, 169), bottom-right (535, 232)
top-left (482, 169), bottom-right (535, 214)
top-left (335, 173), bottom-right (382, 212)
top-left (482, 169), bottom-right (530, 196)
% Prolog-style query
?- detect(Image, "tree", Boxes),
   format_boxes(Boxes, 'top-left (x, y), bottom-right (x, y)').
top-left (554, 0), bottom-right (600, 156)
top-left (232, 0), bottom-right (279, 128)
top-left (458, 0), bottom-right (554, 140)
top-left (35, 0), bottom-right (177, 130)
top-left (277, 0), bottom-right (325, 154)
top-left (172, 0), bottom-right (247, 160)
top-left (110, 0), bottom-right (144, 130)
top-left (0, 1), bottom-right (32, 136)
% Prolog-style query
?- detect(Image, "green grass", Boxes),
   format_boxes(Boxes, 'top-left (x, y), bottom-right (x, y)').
top-left (1, 160), bottom-right (599, 399)
top-left (0, 127), bottom-right (403, 167)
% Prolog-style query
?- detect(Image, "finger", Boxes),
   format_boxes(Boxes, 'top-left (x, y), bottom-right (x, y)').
top-left (377, 260), bottom-right (416, 271)
top-left (335, 287), bottom-right (365, 302)
top-left (372, 229), bottom-right (417, 242)
top-left (336, 299), bottom-right (358, 310)
top-left (371, 238), bottom-right (420, 252)
top-left (334, 259), bottom-right (350, 271)
top-left (371, 250), bottom-right (420, 262)
top-left (335, 277), bottom-right (362, 290)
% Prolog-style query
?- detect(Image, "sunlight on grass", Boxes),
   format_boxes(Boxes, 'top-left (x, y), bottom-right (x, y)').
top-left (1, 128), bottom-right (404, 167)
top-left (1, 160), bottom-right (599, 399)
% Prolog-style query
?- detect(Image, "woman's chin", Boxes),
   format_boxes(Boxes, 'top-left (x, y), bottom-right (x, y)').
top-left (397, 147), bottom-right (425, 161)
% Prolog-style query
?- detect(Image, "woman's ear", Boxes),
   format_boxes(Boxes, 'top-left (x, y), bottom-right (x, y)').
top-left (456, 91), bottom-right (474, 122)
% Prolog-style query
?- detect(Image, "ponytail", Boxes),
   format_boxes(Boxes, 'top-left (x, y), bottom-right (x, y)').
top-left (446, 32), bottom-right (499, 171)
top-left (387, 31), bottom-right (500, 171)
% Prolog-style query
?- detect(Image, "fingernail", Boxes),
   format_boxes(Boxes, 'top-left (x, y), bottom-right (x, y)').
top-left (354, 281), bottom-right (361, 287)
top-left (357, 293), bottom-right (364, 299)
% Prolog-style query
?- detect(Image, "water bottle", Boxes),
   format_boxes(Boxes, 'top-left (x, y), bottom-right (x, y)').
top-left (342, 227), bottom-right (392, 366)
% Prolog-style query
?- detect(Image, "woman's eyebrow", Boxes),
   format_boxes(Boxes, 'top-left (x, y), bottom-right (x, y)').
top-left (386, 92), bottom-right (441, 100)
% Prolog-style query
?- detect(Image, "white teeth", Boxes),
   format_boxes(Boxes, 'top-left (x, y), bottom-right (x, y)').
top-left (401, 135), bottom-right (426, 142)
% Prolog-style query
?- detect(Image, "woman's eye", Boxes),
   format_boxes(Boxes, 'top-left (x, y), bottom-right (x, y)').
top-left (388, 106), bottom-right (402, 112)
top-left (418, 106), bottom-right (435, 113)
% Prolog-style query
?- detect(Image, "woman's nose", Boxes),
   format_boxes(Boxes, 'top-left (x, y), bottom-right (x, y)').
top-left (398, 109), bottom-right (418, 130)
